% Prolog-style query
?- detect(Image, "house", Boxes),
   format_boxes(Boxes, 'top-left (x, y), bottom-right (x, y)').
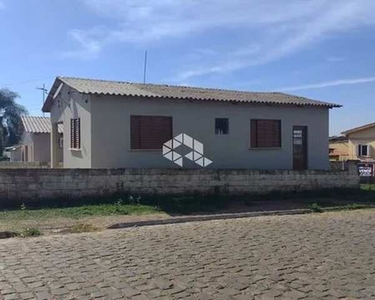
top-left (339, 122), bottom-right (375, 162)
top-left (10, 116), bottom-right (63, 163)
top-left (329, 136), bottom-right (349, 161)
top-left (42, 76), bottom-right (340, 170)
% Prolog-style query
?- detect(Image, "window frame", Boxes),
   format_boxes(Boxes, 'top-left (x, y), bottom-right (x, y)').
top-left (70, 118), bottom-right (81, 150)
top-left (215, 118), bottom-right (229, 135)
top-left (250, 119), bottom-right (282, 149)
top-left (130, 115), bottom-right (173, 151)
top-left (358, 144), bottom-right (370, 157)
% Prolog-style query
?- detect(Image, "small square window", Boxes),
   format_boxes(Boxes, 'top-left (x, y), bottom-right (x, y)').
top-left (358, 144), bottom-right (370, 157)
top-left (215, 118), bottom-right (229, 135)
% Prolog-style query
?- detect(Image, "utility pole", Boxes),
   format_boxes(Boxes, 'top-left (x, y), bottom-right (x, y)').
top-left (143, 50), bottom-right (148, 84)
top-left (36, 84), bottom-right (48, 117)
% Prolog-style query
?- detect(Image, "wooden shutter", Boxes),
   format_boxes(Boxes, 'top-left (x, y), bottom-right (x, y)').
top-left (70, 119), bottom-right (75, 148)
top-left (250, 119), bottom-right (258, 148)
top-left (131, 116), bottom-right (172, 149)
top-left (76, 118), bottom-right (81, 149)
top-left (251, 119), bottom-right (281, 148)
top-left (70, 118), bottom-right (81, 149)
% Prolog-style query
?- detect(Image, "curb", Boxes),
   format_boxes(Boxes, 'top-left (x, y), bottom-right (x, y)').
top-left (108, 205), bottom-right (375, 230)
top-left (107, 208), bottom-right (311, 229)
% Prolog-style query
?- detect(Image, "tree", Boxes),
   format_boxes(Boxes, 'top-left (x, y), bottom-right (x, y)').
top-left (0, 89), bottom-right (27, 157)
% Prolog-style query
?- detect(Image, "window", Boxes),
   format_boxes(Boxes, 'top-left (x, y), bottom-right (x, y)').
top-left (215, 118), bottom-right (229, 134)
top-left (131, 115), bottom-right (172, 150)
top-left (251, 119), bottom-right (281, 148)
top-left (70, 118), bottom-right (81, 149)
top-left (358, 144), bottom-right (370, 157)
top-left (59, 136), bottom-right (64, 148)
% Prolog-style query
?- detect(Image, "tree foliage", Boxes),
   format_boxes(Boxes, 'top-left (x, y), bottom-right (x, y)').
top-left (0, 89), bottom-right (27, 156)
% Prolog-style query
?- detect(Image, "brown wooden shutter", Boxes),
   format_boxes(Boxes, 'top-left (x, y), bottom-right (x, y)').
top-left (70, 119), bottom-right (75, 148)
top-left (250, 119), bottom-right (257, 148)
top-left (251, 119), bottom-right (281, 148)
top-left (70, 118), bottom-right (81, 149)
top-left (76, 118), bottom-right (81, 149)
top-left (130, 116), bottom-right (172, 149)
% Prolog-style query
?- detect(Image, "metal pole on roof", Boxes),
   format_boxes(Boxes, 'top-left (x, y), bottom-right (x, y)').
top-left (143, 50), bottom-right (148, 84)
top-left (36, 83), bottom-right (48, 117)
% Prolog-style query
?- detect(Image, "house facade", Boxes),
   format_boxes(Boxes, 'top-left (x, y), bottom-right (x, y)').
top-left (42, 77), bottom-right (340, 170)
top-left (10, 116), bottom-right (63, 163)
top-left (339, 122), bottom-right (375, 162)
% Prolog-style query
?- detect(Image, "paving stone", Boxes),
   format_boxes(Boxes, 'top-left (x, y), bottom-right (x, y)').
top-left (0, 211), bottom-right (374, 299)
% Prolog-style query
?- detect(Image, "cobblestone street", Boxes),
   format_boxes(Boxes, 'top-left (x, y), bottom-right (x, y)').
top-left (0, 210), bottom-right (375, 299)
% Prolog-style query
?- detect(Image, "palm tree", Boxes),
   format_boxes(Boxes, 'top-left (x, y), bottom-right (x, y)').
top-left (0, 89), bottom-right (27, 157)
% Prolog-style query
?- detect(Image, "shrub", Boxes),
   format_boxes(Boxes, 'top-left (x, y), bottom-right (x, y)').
top-left (20, 228), bottom-right (42, 238)
top-left (308, 203), bottom-right (323, 213)
top-left (128, 195), bottom-right (141, 205)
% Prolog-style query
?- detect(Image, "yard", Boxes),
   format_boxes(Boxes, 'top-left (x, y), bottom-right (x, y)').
top-left (0, 186), bottom-right (374, 237)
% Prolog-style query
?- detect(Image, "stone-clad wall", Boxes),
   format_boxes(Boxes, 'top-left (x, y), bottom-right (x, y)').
top-left (0, 162), bottom-right (359, 203)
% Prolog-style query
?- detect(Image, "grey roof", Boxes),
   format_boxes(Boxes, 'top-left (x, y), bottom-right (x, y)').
top-left (21, 116), bottom-right (63, 134)
top-left (42, 76), bottom-right (341, 112)
top-left (342, 122), bottom-right (375, 135)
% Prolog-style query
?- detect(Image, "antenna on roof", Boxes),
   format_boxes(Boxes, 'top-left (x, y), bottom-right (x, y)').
top-left (143, 50), bottom-right (148, 84)
top-left (36, 83), bottom-right (48, 117)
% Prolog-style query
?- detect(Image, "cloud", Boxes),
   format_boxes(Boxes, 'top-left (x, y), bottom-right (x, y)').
top-left (66, 0), bottom-right (375, 72)
top-left (62, 29), bottom-right (104, 59)
top-left (280, 76), bottom-right (375, 91)
top-left (0, 1), bottom-right (4, 10)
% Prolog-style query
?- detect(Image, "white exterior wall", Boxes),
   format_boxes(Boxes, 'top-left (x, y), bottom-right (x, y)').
top-left (81, 95), bottom-right (330, 170)
top-left (50, 84), bottom-right (92, 168)
top-left (32, 133), bottom-right (63, 163)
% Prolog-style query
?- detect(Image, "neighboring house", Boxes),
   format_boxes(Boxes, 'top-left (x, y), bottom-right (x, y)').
top-left (340, 122), bottom-right (375, 162)
top-left (10, 116), bottom-right (63, 163)
top-left (42, 76), bottom-right (340, 170)
top-left (329, 136), bottom-right (349, 161)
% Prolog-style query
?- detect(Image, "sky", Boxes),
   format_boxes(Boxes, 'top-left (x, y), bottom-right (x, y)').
top-left (1, 0), bottom-right (375, 135)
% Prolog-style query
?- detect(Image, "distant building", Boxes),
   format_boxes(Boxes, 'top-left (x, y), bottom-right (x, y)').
top-left (9, 116), bottom-right (63, 163)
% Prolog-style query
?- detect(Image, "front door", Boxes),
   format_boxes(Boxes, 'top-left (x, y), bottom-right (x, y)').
top-left (293, 126), bottom-right (307, 170)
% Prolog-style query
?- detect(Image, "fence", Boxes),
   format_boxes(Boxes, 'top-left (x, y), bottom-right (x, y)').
top-left (0, 161), bottom-right (360, 205)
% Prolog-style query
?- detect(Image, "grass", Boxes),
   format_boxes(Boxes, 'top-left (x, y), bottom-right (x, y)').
top-left (361, 184), bottom-right (375, 191)
top-left (308, 203), bottom-right (324, 213)
top-left (0, 186), bottom-right (374, 237)
top-left (18, 227), bottom-right (43, 238)
top-left (0, 203), bottom-right (160, 221)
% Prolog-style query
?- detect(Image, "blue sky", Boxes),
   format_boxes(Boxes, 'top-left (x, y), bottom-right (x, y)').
top-left (1, 0), bottom-right (375, 135)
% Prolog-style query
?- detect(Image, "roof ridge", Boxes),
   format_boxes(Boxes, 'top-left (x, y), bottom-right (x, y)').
top-left (58, 76), bottom-right (287, 95)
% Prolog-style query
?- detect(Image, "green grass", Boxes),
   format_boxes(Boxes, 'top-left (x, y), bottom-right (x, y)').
top-left (361, 184), bottom-right (375, 191)
top-left (19, 227), bottom-right (43, 238)
top-left (0, 203), bottom-right (161, 221)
